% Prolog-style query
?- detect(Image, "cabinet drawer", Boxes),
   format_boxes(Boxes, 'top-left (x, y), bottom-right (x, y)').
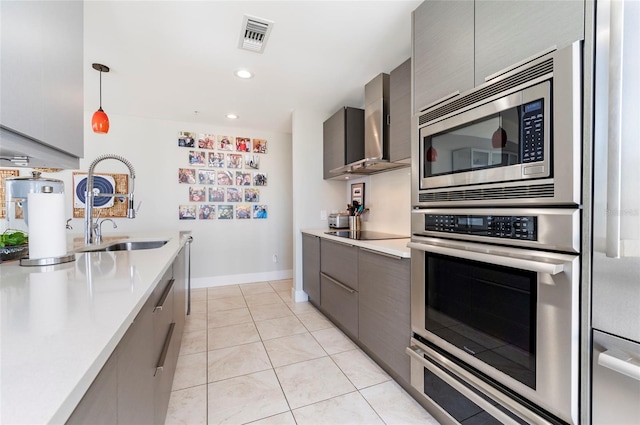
top-left (320, 239), bottom-right (358, 290)
top-left (320, 272), bottom-right (358, 338)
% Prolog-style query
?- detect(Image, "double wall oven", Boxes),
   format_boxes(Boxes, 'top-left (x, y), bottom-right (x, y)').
top-left (408, 42), bottom-right (582, 425)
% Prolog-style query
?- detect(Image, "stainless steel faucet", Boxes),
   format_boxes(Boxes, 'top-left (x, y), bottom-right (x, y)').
top-left (84, 154), bottom-right (136, 245)
top-left (96, 218), bottom-right (117, 244)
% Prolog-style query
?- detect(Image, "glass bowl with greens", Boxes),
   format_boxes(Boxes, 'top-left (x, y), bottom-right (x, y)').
top-left (0, 230), bottom-right (29, 262)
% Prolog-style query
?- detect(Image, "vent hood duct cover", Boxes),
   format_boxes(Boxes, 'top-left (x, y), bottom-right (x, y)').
top-left (331, 73), bottom-right (409, 176)
top-left (238, 15), bottom-right (274, 53)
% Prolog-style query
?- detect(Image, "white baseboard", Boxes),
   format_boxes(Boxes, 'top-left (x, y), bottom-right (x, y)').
top-left (191, 269), bottom-right (293, 289)
top-left (294, 289), bottom-right (309, 303)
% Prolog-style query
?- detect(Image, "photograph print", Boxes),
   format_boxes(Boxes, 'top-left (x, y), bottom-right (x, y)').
top-left (227, 154), bottom-right (243, 169)
top-left (218, 205), bottom-right (234, 219)
top-left (236, 205), bottom-right (251, 219)
top-left (208, 152), bottom-right (225, 167)
top-left (244, 154), bottom-right (260, 169)
top-left (189, 186), bottom-right (206, 202)
top-left (236, 171), bottom-right (252, 186)
top-left (252, 139), bottom-right (267, 154)
top-left (253, 205), bottom-right (268, 219)
top-left (217, 170), bottom-right (233, 185)
top-left (244, 188), bottom-right (259, 202)
top-left (235, 137), bottom-right (252, 152)
top-left (189, 150), bottom-right (206, 166)
top-left (217, 135), bottom-right (233, 151)
top-left (179, 204), bottom-right (196, 220)
top-left (209, 187), bottom-right (225, 202)
top-left (178, 168), bottom-right (196, 184)
top-left (178, 131), bottom-right (195, 147)
top-left (198, 133), bottom-right (215, 150)
top-left (199, 205), bottom-right (216, 220)
top-left (253, 172), bottom-right (267, 186)
top-left (198, 169), bottom-right (216, 185)
top-left (226, 188), bottom-right (241, 202)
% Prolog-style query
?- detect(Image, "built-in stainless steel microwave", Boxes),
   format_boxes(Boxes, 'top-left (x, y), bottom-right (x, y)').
top-left (413, 41), bottom-right (582, 207)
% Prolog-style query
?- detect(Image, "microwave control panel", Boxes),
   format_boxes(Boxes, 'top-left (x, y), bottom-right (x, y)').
top-left (424, 214), bottom-right (537, 241)
top-left (521, 99), bottom-right (545, 163)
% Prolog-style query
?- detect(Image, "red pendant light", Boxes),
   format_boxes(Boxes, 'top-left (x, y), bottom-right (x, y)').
top-left (91, 63), bottom-right (110, 134)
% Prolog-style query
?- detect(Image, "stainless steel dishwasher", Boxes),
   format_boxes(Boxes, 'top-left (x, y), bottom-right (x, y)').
top-left (592, 331), bottom-right (640, 423)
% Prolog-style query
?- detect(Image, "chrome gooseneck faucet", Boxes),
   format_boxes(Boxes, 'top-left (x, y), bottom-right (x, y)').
top-left (84, 154), bottom-right (136, 245)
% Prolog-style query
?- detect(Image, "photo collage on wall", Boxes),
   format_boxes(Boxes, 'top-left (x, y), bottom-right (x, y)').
top-left (178, 132), bottom-right (268, 220)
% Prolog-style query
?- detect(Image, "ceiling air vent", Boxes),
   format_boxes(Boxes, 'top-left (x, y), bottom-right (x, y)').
top-left (238, 15), bottom-right (274, 54)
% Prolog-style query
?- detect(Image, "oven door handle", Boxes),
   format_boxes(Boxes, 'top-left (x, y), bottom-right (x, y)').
top-left (407, 242), bottom-right (565, 275)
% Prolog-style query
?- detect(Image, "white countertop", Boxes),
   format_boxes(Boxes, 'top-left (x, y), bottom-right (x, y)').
top-left (0, 231), bottom-right (189, 425)
top-left (302, 229), bottom-right (411, 258)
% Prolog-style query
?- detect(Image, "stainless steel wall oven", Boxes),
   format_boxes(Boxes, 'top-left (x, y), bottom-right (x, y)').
top-left (408, 208), bottom-right (580, 424)
top-left (412, 42), bottom-right (582, 208)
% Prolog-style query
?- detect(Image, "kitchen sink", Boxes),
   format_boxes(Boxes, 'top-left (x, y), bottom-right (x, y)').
top-left (76, 240), bottom-right (168, 253)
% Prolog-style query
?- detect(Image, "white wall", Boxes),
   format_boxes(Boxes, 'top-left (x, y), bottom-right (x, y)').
top-left (2, 112), bottom-right (293, 287)
top-left (343, 168), bottom-right (411, 236)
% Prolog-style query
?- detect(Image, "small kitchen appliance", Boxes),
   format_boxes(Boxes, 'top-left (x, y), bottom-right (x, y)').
top-left (5, 171), bottom-right (64, 232)
top-left (328, 213), bottom-right (349, 229)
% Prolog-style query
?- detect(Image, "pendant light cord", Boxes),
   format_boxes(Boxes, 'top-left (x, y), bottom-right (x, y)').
top-left (99, 70), bottom-right (103, 109)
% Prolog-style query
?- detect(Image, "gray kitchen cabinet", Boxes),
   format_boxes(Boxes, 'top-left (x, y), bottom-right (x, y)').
top-left (320, 239), bottom-right (359, 337)
top-left (412, 0), bottom-right (474, 113)
top-left (474, 0), bottom-right (584, 85)
top-left (117, 294), bottom-right (156, 425)
top-left (67, 254), bottom-right (186, 425)
top-left (358, 248), bottom-right (411, 384)
top-left (152, 268), bottom-right (176, 424)
top-left (389, 58), bottom-right (412, 163)
top-left (302, 234), bottom-right (321, 305)
top-left (323, 107), bottom-right (365, 179)
top-left (173, 245), bottom-right (187, 342)
top-left (66, 352), bottom-right (118, 425)
top-left (0, 0), bottom-right (83, 164)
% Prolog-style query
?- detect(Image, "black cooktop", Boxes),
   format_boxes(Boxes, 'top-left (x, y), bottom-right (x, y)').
top-left (324, 230), bottom-right (408, 240)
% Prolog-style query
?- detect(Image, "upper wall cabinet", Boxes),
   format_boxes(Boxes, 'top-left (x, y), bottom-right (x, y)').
top-left (389, 58), bottom-right (412, 163)
top-left (412, 0), bottom-right (584, 113)
top-left (412, 0), bottom-right (474, 113)
top-left (474, 0), bottom-right (585, 85)
top-left (323, 107), bottom-right (365, 180)
top-left (0, 0), bottom-right (84, 166)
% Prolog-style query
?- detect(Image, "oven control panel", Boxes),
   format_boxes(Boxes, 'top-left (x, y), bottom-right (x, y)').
top-left (424, 214), bottom-right (537, 240)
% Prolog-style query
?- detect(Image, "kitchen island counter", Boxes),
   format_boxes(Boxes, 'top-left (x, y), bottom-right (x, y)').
top-left (302, 229), bottom-right (410, 258)
top-left (0, 231), bottom-right (190, 424)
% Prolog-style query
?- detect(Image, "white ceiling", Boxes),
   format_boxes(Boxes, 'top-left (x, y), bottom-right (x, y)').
top-left (83, 0), bottom-right (422, 135)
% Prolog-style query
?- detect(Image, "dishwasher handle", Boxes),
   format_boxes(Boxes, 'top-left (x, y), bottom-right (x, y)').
top-left (598, 348), bottom-right (640, 381)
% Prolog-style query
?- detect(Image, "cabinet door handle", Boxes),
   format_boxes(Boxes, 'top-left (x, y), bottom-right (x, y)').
top-left (605, 0), bottom-right (624, 259)
top-left (154, 278), bottom-right (175, 312)
top-left (321, 272), bottom-right (355, 294)
top-left (155, 322), bottom-right (175, 376)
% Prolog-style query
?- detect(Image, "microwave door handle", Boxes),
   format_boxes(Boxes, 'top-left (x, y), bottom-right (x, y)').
top-left (407, 242), bottom-right (565, 275)
top-left (606, 0), bottom-right (624, 259)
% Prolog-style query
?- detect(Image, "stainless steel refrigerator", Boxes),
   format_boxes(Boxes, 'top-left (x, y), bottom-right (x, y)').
top-left (591, 0), bottom-right (640, 422)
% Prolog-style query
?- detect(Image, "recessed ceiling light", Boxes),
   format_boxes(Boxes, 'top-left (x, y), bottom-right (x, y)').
top-left (226, 113), bottom-right (239, 119)
top-left (234, 69), bottom-right (253, 79)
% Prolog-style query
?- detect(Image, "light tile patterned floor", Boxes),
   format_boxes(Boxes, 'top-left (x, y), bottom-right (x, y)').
top-left (165, 279), bottom-right (439, 425)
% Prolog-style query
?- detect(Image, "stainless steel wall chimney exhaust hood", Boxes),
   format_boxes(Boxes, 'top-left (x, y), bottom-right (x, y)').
top-left (330, 73), bottom-right (409, 176)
